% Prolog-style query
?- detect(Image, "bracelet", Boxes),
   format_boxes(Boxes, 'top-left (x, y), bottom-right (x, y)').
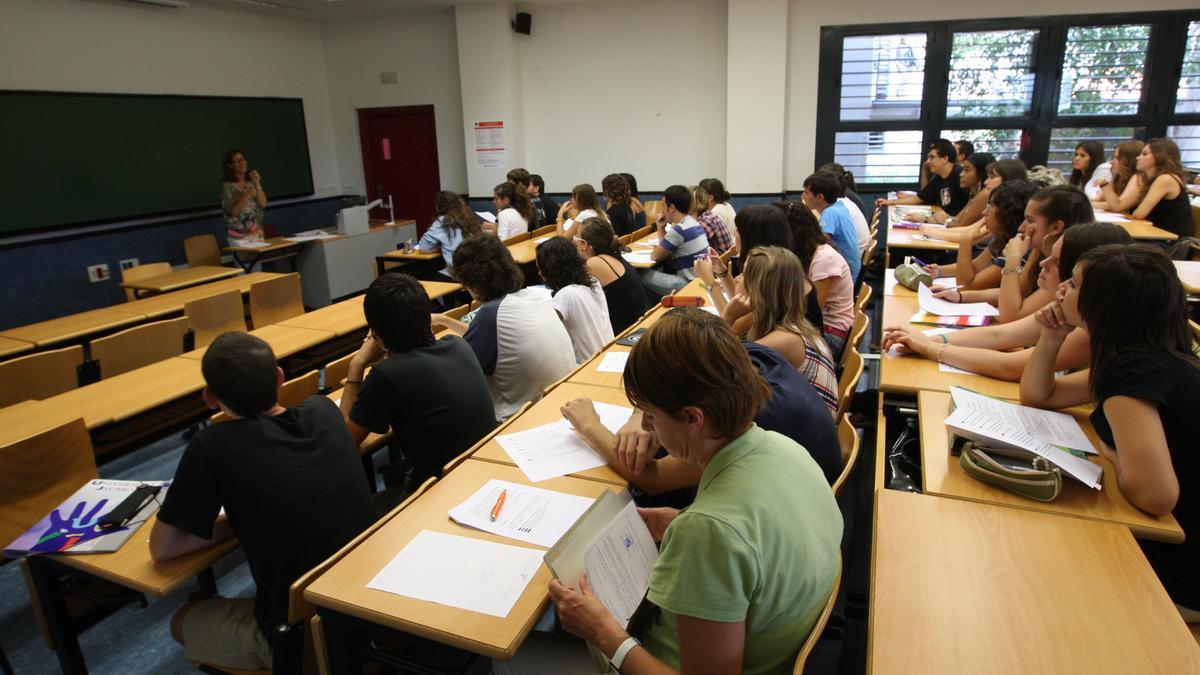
top-left (956, 290), bottom-right (963, 302)
top-left (610, 636), bottom-right (641, 670)
top-left (714, 271), bottom-right (728, 280)
top-left (1001, 267), bottom-right (1022, 276)
top-left (937, 343), bottom-right (949, 364)
top-left (345, 379), bottom-right (363, 386)
top-left (939, 333), bottom-right (949, 344)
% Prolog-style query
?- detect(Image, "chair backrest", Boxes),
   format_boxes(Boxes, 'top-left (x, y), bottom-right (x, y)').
top-left (630, 224), bottom-right (654, 241)
top-left (530, 224), bottom-right (556, 238)
top-left (792, 555), bottom-right (842, 673)
top-left (643, 199), bottom-right (665, 226)
top-left (249, 273), bottom-right (304, 329)
top-left (90, 317), bottom-right (190, 379)
top-left (210, 370), bottom-right (320, 424)
top-left (0, 345), bottom-right (84, 407)
top-left (841, 312), bottom-right (869, 371)
top-left (618, 232), bottom-right (635, 245)
top-left (121, 262), bottom-right (172, 301)
top-left (860, 238), bottom-right (878, 271)
top-left (185, 290), bottom-right (247, 349)
top-left (833, 414), bottom-right (860, 496)
top-left (502, 232), bottom-right (530, 246)
top-left (183, 234), bottom-right (222, 268)
top-left (836, 348), bottom-right (863, 418)
top-left (855, 282), bottom-right (873, 314)
top-left (323, 352), bottom-right (355, 392)
top-left (0, 418), bottom-right (99, 549)
top-left (433, 304), bottom-right (470, 336)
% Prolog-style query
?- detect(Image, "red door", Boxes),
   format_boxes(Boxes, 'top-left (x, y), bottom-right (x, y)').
top-left (358, 105), bottom-right (440, 235)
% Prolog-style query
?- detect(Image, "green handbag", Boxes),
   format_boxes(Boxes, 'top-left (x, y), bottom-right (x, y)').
top-left (894, 256), bottom-right (933, 291)
top-left (959, 442), bottom-right (1062, 502)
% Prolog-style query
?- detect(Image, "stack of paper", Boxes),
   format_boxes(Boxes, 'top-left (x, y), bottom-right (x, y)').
top-left (476, 211), bottom-right (498, 224)
top-left (596, 351), bottom-right (629, 373)
top-left (496, 403), bottom-right (634, 481)
top-left (944, 386), bottom-right (1102, 489)
top-left (917, 283), bottom-right (999, 317)
top-left (622, 250), bottom-right (655, 265)
top-left (447, 479), bottom-right (595, 547)
top-left (909, 311), bottom-right (991, 328)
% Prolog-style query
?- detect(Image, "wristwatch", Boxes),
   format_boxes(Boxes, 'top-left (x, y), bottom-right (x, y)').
top-left (1002, 267), bottom-right (1023, 276)
top-left (610, 636), bottom-right (641, 670)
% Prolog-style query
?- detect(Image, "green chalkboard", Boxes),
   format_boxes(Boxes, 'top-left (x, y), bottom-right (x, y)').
top-left (0, 91), bottom-right (314, 235)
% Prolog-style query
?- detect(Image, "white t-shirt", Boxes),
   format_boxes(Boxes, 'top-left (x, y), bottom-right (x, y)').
top-left (491, 287), bottom-right (576, 420)
top-left (839, 197), bottom-right (871, 254)
top-left (497, 207), bottom-right (528, 240)
top-left (562, 208), bottom-right (600, 234)
top-left (1083, 162), bottom-right (1113, 200)
top-left (711, 202), bottom-right (736, 231)
top-left (553, 280), bottom-right (614, 363)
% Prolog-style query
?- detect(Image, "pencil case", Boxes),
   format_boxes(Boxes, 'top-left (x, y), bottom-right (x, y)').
top-left (959, 442), bottom-right (1062, 502)
top-left (894, 257), bottom-right (932, 291)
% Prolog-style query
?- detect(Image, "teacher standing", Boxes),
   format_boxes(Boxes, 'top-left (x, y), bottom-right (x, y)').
top-left (221, 149), bottom-right (267, 240)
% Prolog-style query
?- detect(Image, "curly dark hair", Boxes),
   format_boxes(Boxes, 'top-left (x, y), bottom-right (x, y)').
top-left (601, 174), bottom-right (632, 206)
top-left (451, 233), bottom-right (524, 301)
top-left (536, 236), bottom-right (594, 293)
top-left (435, 190), bottom-right (481, 236)
top-left (987, 179), bottom-right (1036, 257)
top-left (771, 201), bottom-right (828, 270)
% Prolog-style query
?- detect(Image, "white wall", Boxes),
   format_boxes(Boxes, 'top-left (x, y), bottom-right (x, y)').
top-left (784, 0), bottom-right (1200, 190)
top-left (0, 0), bottom-right (342, 196)
top-left (516, 0), bottom-right (728, 193)
top-left (725, 0), bottom-right (787, 193)
top-left (322, 9), bottom-right (468, 195)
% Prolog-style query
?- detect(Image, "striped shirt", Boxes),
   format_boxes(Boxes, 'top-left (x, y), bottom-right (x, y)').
top-left (798, 337), bottom-right (840, 418)
top-left (697, 210), bottom-right (734, 254)
top-left (660, 215), bottom-right (710, 279)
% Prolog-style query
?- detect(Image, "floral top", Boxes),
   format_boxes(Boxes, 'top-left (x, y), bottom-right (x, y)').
top-left (221, 181), bottom-right (264, 239)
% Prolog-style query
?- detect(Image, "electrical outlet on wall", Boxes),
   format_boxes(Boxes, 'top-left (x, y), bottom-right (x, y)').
top-left (119, 258), bottom-right (139, 270)
top-left (87, 264), bottom-right (110, 283)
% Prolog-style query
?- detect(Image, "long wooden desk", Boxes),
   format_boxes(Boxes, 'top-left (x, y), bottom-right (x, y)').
top-left (918, 390), bottom-right (1183, 542)
top-left (180, 324), bottom-right (337, 362)
top-left (869, 489), bottom-right (1200, 674)
top-left (118, 265), bottom-right (242, 297)
top-left (118, 271), bottom-right (284, 319)
top-left (0, 306), bottom-right (147, 348)
top-left (279, 296), bottom-right (367, 336)
top-left (505, 235), bottom-right (554, 265)
top-left (0, 335), bottom-right (34, 360)
top-left (469, 381), bottom-right (630, 486)
top-left (224, 236), bottom-right (303, 272)
top-left (306, 459), bottom-right (621, 662)
top-left (1175, 260), bottom-right (1200, 295)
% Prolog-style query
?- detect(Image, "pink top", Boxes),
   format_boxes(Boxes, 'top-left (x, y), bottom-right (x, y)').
top-left (809, 244), bottom-right (854, 333)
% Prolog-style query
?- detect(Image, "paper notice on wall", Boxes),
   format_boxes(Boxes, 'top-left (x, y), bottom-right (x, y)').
top-left (474, 121), bottom-right (506, 169)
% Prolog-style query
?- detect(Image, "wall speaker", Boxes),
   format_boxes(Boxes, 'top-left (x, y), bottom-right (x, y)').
top-left (513, 12), bottom-right (532, 35)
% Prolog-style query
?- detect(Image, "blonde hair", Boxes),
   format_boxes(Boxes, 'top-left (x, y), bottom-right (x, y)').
top-left (688, 185), bottom-right (711, 217)
top-left (741, 246), bottom-right (823, 348)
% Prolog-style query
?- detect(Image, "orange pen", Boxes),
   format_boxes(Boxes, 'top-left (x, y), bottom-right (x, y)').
top-left (489, 489), bottom-right (507, 522)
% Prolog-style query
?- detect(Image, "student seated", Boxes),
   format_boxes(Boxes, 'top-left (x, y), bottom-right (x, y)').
top-left (822, 169), bottom-right (871, 255)
top-left (339, 274), bottom-right (496, 496)
top-left (877, 139), bottom-right (971, 215)
top-left (149, 332), bottom-right (375, 671)
top-left (775, 200), bottom-right (854, 357)
top-left (643, 184), bottom-right (710, 297)
top-left (602, 173), bottom-right (638, 236)
top-left (1092, 139), bottom-right (1144, 212)
top-left (417, 191), bottom-right (483, 276)
top-left (906, 152), bottom-right (995, 228)
top-left (919, 157), bottom-right (1022, 243)
top-left (507, 168), bottom-right (545, 229)
top-left (802, 171), bottom-right (862, 283)
top-left (818, 162), bottom-right (868, 222)
top-left (573, 218), bottom-right (650, 334)
top-left (556, 183), bottom-right (608, 238)
top-left (881, 223), bottom-right (1132, 380)
top-left (690, 184), bottom-right (735, 254)
top-left (1069, 141), bottom-right (1111, 200)
top-left (493, 182), bottom-right (533, 240)
top-left (431, 234), bottom-right (575, 421)
top-left (925, 180), bottom-right (1036, 296)
top-left (699, 177), bottom-right (735, 231)
top-left (623, 172), bottom-right (647, 229)
top-left (1127, 138), bottom-right (1194, 238)
top-left (529, 173), bottom-right (558, 228)
top-left (535, 236), bottom-right (614, 363)
top-left (1020, 244), bottom-right (1198, 621)
top-left (500, 308), bottom-right (842, 675)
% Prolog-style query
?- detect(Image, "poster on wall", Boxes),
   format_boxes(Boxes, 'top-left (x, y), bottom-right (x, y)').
top-left (474, 120), bottom-right (506, 169)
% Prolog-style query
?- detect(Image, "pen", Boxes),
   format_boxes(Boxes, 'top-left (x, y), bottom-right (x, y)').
top-left (490, 490), bottom-right (507, 522)
top-left (911, 256), bottom-right (930, 268)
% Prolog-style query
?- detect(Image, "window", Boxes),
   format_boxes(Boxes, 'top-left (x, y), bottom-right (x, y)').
top-left (840, 33), bottom-right (927, 121)
top-left (834, 130), bottom-right (924, 183)
top-left (1177, 21), bottom-right (1200, 113)
top-left (1167, 125), bottom-right (1200, 165)
top-left (1048, 127), bottom-right (1143, 173)
top-left (946, 29), bottom-right (1038, 118)
top-left (1058, 24), bottom-right (1151, 116)
top-left (940, 129), bottom-right (1028, 160)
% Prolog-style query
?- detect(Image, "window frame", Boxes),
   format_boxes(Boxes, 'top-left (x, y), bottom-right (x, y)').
top-left (814, 10), bottom-right (1200, 191)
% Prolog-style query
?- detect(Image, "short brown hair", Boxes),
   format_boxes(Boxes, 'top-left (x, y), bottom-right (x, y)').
top-left (623, 308), bottom-right (770, 439)
top-left (451, 233), bottom-right (524, 301)
top-left (202, 332), bottom-right (278, 417)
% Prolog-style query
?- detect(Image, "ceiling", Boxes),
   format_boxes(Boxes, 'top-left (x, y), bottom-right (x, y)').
top-left (195, 0), bottom-right (587, 22)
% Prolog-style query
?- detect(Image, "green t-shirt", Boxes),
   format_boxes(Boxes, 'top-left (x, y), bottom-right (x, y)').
top-left (637, 424), bottom-right (843, 675)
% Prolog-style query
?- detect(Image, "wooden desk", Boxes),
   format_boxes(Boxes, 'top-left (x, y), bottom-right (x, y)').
top-left (470, 382), bottom-right (631, 486)
top-left (46, 357), bottom-right (207, 428)
top-left (118, 265), bottom-right (242, 297)
top-left (420, 279), bottom-right (464, 302)
top-left (869, 489), bottom-right (1200, 674)
top-left (1100, 215), bottom-right (1180, 242)
top-left (1175, 260), bottom-right (1200, 295)
top-left (885, 228), bottom-right (958, 252)
top-left (28, 515), bottom-right (239, 674)
top-left (306, 459), bottom-right (620, 661)
top-left (0, 335), bottom-right (34, 360)
top-left (382, 249), bottom-right (441, 262)
top-left (918, 390), bottom-right (1183, 543)
top-left (568, 344), bottom-right (631, 389)
top-left (181, 325), bottom-right (336, 362)
top-left (279, 296), bottom-right (366, 336)
top-left (622, 232), bottom-right (660, 269)
top-left (0, 306), bottom-right (147, 348)
top-left (506, 236), bottom-right (553, 265)
top-left (878, 294), bottom-right (1020, 398)
top-left (224, 237), bottom-right (303, 272)
top-left (117, 271), bottom-right (284, 319)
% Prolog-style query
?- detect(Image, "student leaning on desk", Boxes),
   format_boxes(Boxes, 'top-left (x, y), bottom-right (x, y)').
top-left (1020, 244), bottom-right (1199, 623)
top-left (496, 308), bottom-right (842, 675)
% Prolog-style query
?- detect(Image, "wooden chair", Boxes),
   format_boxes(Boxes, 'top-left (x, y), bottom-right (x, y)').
top-left (836, 348), bottom-right (863, 418)
top-left (860, 238), bottom-right (879, 271)
top-left (791, 555), bottom-right (842, 674)
top-left (185, 291), bottom-right (247, 350)
top-left (432, 304), bottom-right (470, 337)
top-left (841, 312), bottom-right (869, 371)
top-left (618, 232), bottom-right (636, 246)
top-left (322, 352), bottom-right (356, 393)
top-left (630, 224), bottom-right (654, 241)
top-left (183, 234), bottom-right (222, 268)
top-left (211, 371), bottom-right (320, 424)
top-left (501, 232), bottom-right (530, 246)
top-left (855, 283), bottom-right (873, 314)
top-left (719, 246), bottom-right (735, 268)
top-left (832, 414), bottom-right (860, 497)
top-left (121, 262), bottom-right (172, 301)
top-left (643, 199), bottom-right (665, 226)
top-left (89, 317), bottom-right (190, 379)
top-left (0, 345), bottom-right (85, 407)
top-left (249, 273), bottom-right (304, 329)
top-left (530, 224), bottom-right (556, 238)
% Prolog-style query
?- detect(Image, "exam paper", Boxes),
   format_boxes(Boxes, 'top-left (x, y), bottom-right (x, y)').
top-left (622, 251), bottom-right (655, 264)
top-left (476, 211), bottom-right (498, 224)
top-left (533, 236), bottom-right (552, 244)
top-left (596, 351), bottom-right (629, 373)
top-left (496, 423), bottom-right (610, 482)
top-left (918, 283), bottom-right (999, 317)
top-left (559, 401), bottom-right (635, 433)
top-left (938, 362), bottom-right (975, 375)
top-left (367, 530), bottom-right (542, 618)
top-left (584, 499), bottom-right (660, 627)
top-left (447, 479), bottom-right (595, 548)
top-left (1092, 209), bottom-right (1130, 224)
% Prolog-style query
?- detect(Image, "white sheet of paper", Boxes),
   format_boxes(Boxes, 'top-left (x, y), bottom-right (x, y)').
top-left (1092, 210), bottom-right (1130, 224)
top-left (582, 500), bottom-right (659, 628)
top-left (596, 351), bottom-right (629, 373)
top-left (533, 236), bottom-right (552, 243)
top-left (476, 211), bottom-right (498, 224)
top-left (284, 235), bottom-right (329, 242)
top-left (496, 423), bottom-right (609, 482)
top-left (699, 305), bottom-right (720, 316)
top-left (559, 401), bottom-right (634, 433)
top-left (622, 251), bottom-right (655, 264)
top-left (367, 530), bottom-right (542, 618)
top-left (938, 362), bottom-right (975, 375)
top-left (635, 237), bottom-right (660, 246)
top-left (918, 283), bottom-right (999, 317)
top-left (922, 327), bottom-right (960, 337)
top-left (448, 479), bottom-right (595, 548)
top-left (931, 277), bottom-right (957, 289)
top-left (233, 240), bottom-right (270, 248)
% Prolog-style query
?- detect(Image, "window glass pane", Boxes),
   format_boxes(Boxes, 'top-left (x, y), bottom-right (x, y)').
top-left (1058, 24), bottom-right (1150, 116)
top-left (834, 130), bottom-right (924, 183)
top-left (1047, 127), bottom-right (1143, 174)
top-left (946, 29), bottom-right (1038, 118)
top-left (1176, 21), bottom-right (1200, 114)
top-left (940, 129), bottom-right (1029, 161)
top-left (1167, 125), bottom-right (1200, 167)
top-left (840, 34), bottom-right (927, 121)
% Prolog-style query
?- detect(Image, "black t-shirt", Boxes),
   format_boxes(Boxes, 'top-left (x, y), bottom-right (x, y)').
top-left (596, 255), bottom-right (649, 334)
top-left (744, 341), bottom-right (842, 483)
top-left (917, 165), bottom-right (970, 216)
top-left (1090, 350), bottom-right (1200, 608)
top-left (607, 203), bottom-right (637, 236)
top-left (350, 336), bottom-right (497, 480)
top-left (158, 396), bottom-right (375, 635)
top-left (463, 299), bottom-right (502, 375)
top-left (539, 194), bottom-right (560, 229)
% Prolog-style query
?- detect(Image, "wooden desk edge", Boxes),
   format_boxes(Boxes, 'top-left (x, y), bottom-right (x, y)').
top-left (53, 535), bottom-right (239, 598)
